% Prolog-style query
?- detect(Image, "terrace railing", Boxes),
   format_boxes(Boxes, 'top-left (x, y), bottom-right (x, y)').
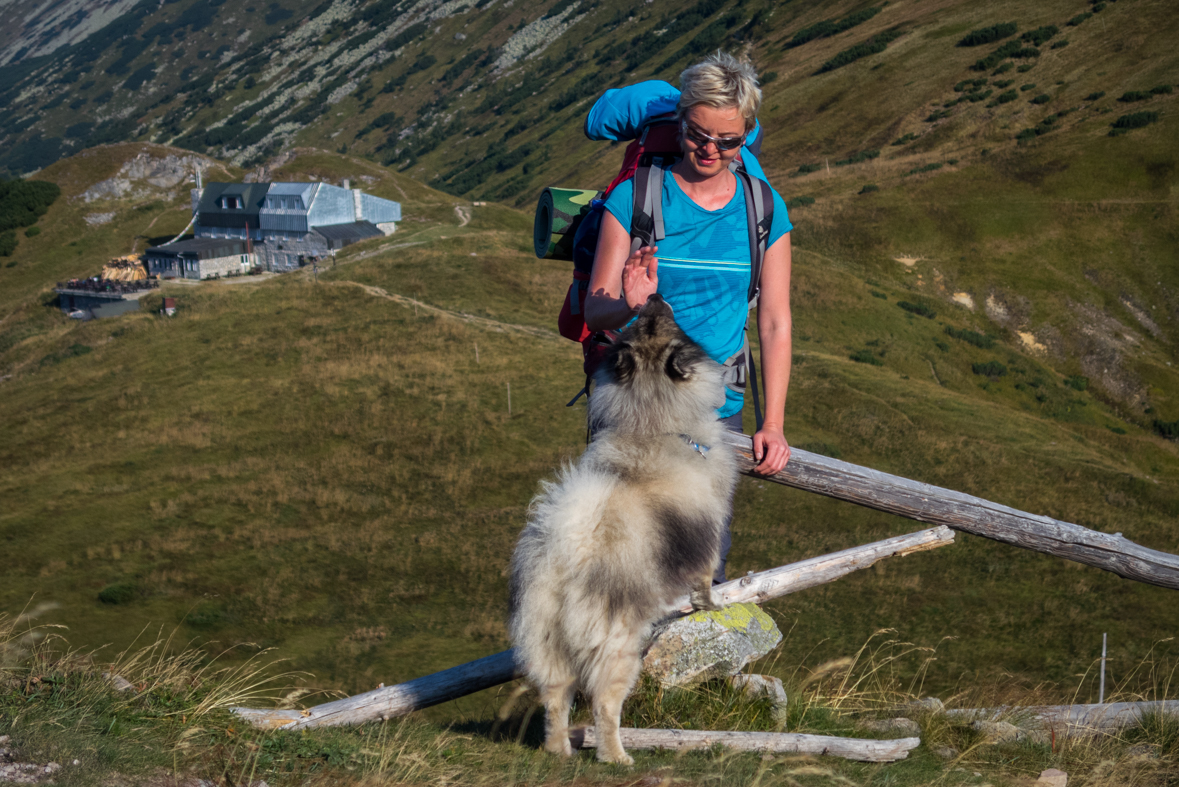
top-left (57, 278), bottom-right (159, 295)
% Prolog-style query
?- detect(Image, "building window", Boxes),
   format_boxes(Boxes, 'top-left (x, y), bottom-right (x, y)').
top-left (221, 196), bottom-right (242, 209)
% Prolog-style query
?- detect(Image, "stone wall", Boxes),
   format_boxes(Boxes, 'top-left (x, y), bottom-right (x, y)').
top-left (256, 236), bottom-right (331, 272)
top-left (194, 253), bottom-right (256, 279)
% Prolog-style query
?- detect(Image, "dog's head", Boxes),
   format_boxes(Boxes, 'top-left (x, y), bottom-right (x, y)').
top-left (589, 295), bottom-right (724, 434)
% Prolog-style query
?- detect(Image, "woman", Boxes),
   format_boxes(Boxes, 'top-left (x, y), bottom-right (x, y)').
top-left (583, 52), bottom-right (793, 582)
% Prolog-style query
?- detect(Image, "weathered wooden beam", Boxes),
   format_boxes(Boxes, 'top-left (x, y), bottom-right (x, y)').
top-left (946, 699), bottom-right (1179, 732)
top-left (232, 650), bottom-right (520, 730)
top-left (571, 726), bottom-right (920, 763)
top-left (670, 525), bottom-right (954, 613)
top-left (232, 528), bottom-right (951, 730)
top-left (723, 432), bottom-right (1179, 590)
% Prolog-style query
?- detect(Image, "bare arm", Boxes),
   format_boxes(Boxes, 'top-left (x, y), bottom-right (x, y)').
top-left (752, 232), bottom-right (792, 474)
top-left (584, 209), bottom-right (659, 332)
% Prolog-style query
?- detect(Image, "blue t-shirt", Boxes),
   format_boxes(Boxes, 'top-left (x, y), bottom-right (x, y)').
top-left (604, 172), bottom-right (792, 418)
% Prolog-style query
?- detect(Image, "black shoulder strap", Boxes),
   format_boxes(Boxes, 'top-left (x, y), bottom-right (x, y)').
top-left (733, 165), bottom-right (774, 308)
top-left (732, 164), bottom-right (775, 432)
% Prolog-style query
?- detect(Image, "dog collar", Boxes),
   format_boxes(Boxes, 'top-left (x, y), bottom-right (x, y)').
top-left (678, 434), bottom-right (710, 458)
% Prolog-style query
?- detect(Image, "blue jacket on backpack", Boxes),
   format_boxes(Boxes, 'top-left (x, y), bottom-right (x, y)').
top-left (583, 80), bottom-right (769, 183)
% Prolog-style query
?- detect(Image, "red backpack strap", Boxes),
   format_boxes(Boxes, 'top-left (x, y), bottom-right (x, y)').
top-left (603, 116), bottom-right (681, 198)
top-left (628, 119), bottom-right (681, 252)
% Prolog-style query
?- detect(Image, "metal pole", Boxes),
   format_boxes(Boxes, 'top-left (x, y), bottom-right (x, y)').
top-left (1099, 632), bottom-right (1107, 704)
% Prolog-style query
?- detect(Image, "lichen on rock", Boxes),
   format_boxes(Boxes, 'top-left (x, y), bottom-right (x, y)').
top-left (642, 602), bottom-right (782, 687)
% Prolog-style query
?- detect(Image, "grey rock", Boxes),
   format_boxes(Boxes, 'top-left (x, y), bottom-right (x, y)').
top-left (102, 672), bottom-right (134, 692)
top-left (971, 719), bottom-right (1026, 744)
top-left (860, 717), bottom-right (921, 736)
top-left (1127, 744), bottom-right (1158, 759)
top-left (729, 673), bottom-right (788, 725)
top-left (1025, 728), bottom-right (1053, 745)
top-left (902, 697), bottom-right (945, 713)
top-left (0, 761), bottom-right (60, 784)
top-left (643, 603), bottom-right (782, 687)
top-left (933, 745), bottom-right (959, 759)
top-left (1035, 768), bottom-right (1068, 787)
top-left (82, 152), bottom-right (209, 203)
top-left (730, 673), bottom-right (787, 705)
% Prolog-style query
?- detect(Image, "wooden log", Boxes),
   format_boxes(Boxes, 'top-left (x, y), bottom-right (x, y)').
top-left (570, 726), bottom-right (920, 763)
top-left (231, 650), bottom-right (520, 730)
top-left (232, 528), bottom-right (952, 730)
top-left (670, 525), bottom-right (954, 613)
top-left (946, 699), bottom-right (1179, 732)
top-left (722, 431), bottom-right (1179, 590)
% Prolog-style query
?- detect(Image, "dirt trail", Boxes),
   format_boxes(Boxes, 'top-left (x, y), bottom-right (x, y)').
top-left (333, 280), bottom-right (562, 342)
top-left (455, 206), bottom-right (471, 227)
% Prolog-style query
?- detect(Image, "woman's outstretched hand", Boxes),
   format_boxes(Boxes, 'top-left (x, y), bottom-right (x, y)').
top-left (752, 425), bottom-right (790, 475)
top-left (622, 245), bottom-right (659, 311)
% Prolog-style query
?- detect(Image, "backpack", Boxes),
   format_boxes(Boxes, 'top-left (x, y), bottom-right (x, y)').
top-left (539, 115), bottom-right (775, 427)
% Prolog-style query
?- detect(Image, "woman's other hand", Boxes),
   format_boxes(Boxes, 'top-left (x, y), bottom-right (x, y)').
top-left (622, 245), bottom-right (658, 311)
top-left (751, 425), bottom-right (790, 475)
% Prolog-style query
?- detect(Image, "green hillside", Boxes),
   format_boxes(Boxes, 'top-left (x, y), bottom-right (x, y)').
top-left (0, 0), bottom-right (1178, 780)
top-left (1, 140), bottom-right (1177, 707)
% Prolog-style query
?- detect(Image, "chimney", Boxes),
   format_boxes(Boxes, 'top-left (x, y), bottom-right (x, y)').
top-left (343, 178), bottom-right (350, 190)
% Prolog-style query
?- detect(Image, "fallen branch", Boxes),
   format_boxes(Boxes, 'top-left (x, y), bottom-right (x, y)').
top-left (671, 526), bottom-right (953, 613)
top-left (232, 527), bottom-right (951, 729)
top-left (722, 431), bottom-right (1179, 590)
top-left (570, 726), bottom-right (920, 763)
top-left (946, 699), bottom-right (1179, 733)
top-left (232, 650), bottom-right (518, 730)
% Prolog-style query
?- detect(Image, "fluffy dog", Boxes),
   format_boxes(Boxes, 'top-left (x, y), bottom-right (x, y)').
top-left (508, 295), bottom-right (738, 765)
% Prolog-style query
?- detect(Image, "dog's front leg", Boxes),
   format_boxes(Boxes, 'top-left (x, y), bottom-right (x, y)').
top-left (540, 681), bottom-right (577, 757)
top-left (689, 575), bottom-right (721, 612)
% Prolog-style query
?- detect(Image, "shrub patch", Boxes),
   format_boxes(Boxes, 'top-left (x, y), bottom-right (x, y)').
top-left (1109, 111), bottom-right (1159, 135)
top-left (957, 22), bottom-right (1017, 47)
top-left (785, 6), bottom-right (883, 49)
top-left (850, 349), bottom-right (884, 365)
top-left (898, 300), bottom-right (936, 318)
top-left (973, 361), bottom-right (1008, 378)
top-left (816, 29), bottom-right (905, 74)
top-left (945, 326), bottom-right (995, 348)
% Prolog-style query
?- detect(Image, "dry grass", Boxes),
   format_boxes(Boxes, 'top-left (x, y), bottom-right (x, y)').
top-left (2, 600), bottom-right (1177, 786)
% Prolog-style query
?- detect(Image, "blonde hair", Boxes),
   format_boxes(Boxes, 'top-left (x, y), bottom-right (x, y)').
top-left (677, 51), bottom-right (762, 131)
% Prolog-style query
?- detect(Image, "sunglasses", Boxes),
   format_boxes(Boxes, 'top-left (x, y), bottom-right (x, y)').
top-left (680, 120), bottom-right (746, 152)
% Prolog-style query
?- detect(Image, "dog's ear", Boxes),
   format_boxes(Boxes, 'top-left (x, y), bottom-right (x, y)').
top-left (665, 343), bottom-right (694, 381)
top-left (610, 342), bottom-right (636, 383)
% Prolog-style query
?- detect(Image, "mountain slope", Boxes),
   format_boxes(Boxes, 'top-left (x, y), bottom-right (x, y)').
top-left (0, 143), bottom-right (1177, 707)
